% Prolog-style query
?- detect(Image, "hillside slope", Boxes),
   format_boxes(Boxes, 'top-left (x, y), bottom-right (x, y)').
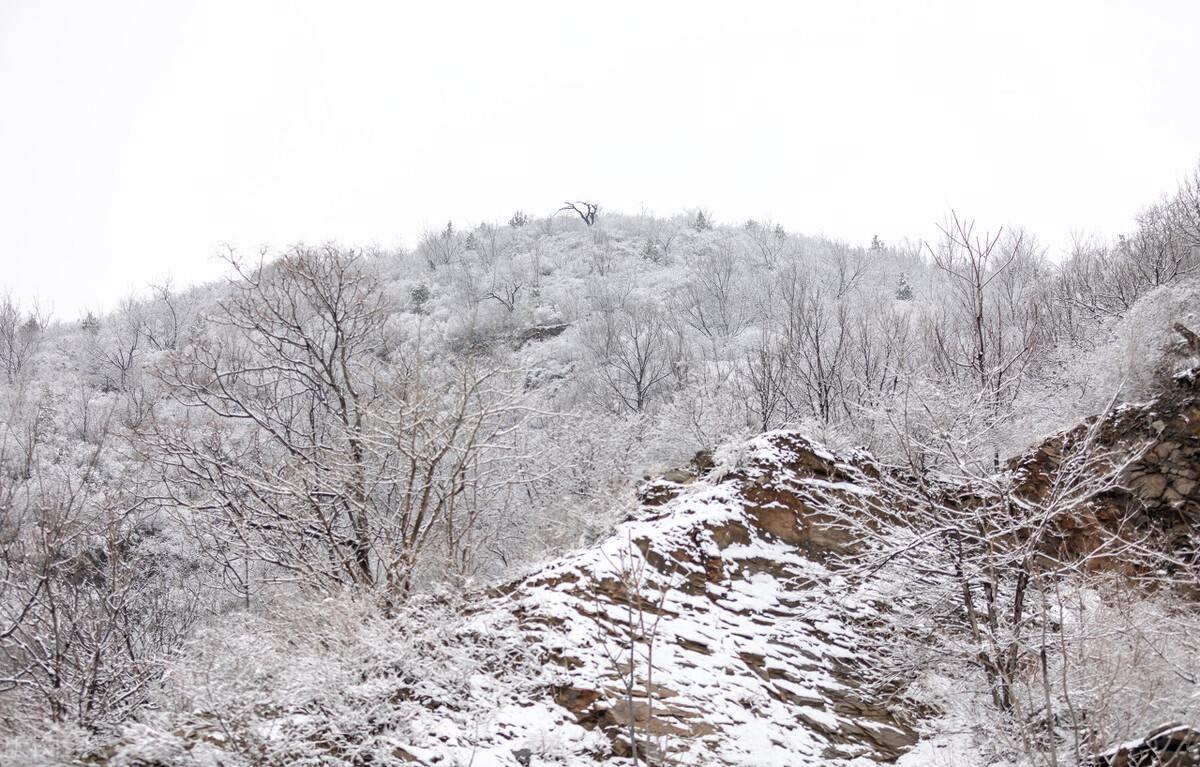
top-left (88, 431), bottom-right (917, 767)
top-left (71, 372), bottom-right (1200, 767)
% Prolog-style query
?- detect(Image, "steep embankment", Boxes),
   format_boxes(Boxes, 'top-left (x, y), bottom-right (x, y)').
top-left (93, 431), bottom-right (917, 767)
top-left (449, 369), bottom-right (1200, 766)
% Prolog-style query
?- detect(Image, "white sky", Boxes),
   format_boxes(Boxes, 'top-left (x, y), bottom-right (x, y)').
top-left (2, 1), bottom-right (1198, 319)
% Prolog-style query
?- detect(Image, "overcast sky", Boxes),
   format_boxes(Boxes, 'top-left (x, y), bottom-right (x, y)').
top-left (2, 1), bottom-right (1198, 319)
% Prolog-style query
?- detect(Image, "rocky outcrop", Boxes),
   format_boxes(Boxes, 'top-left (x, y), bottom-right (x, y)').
top-left (1011, 367), bottom-right (1200, 569)
top-left (1089, 723), bottom-right (1200, 767)
top-left (483, 377), bottom-right (1200, 764)
top-left (486, 432), bottom-right (916, 765)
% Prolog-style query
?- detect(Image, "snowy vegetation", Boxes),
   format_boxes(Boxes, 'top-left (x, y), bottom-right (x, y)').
top-left (2, 163), bottom-right (1200, 765)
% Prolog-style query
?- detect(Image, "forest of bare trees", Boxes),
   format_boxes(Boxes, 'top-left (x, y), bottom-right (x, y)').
top-left (2, 161), bottom-right (1200, 763)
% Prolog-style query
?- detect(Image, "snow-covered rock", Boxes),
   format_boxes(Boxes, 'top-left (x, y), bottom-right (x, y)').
top-left (450, 430), bottom-right (916, 765)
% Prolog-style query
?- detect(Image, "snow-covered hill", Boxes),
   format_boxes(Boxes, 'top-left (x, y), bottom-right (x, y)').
top-left (6, 197), bottom-right (1200, 765)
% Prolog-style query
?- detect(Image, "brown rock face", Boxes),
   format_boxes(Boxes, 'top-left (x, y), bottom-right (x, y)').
top-left (506, 431), bottom-right (918, 764)
top-left (1010, 369), bottom-right (1200, 570)
top-left (1089, 723), bottom-right (1200, 767)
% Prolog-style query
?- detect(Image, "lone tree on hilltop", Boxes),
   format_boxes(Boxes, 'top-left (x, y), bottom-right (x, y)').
top-left (560, 201), bottom-right (599, 226)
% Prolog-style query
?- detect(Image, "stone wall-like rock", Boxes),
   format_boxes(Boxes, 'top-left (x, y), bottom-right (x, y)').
top-left (1011, 367), bottom-right (1200, 570)
top-left (498, 431), bottom-right (917, 765)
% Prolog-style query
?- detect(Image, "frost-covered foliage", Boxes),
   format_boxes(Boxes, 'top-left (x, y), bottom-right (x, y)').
top-left (9, 432), bottom-right (916, 766)
top-left (3, 592), bottom-right (558, 766)
top-left (826, 396), bottom-right (1200, 766)
top-left (130, 593), bottom-right (552, 767)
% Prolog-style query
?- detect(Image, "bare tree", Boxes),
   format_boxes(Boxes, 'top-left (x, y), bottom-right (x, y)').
top-left (926, 213), bottom-right (1041, 465)
top-left (142, 278), bottom-right (194, 351)
top-left (781, 273), bottom-right (853, 425)
top-left (743, 219), bottom-right (789, 269)
top-left (590, 532), bottom-right (679, 765)
top-left (483, 281), bottom-right (522, 313)
top-left (583, 301), bottom-right (681, 414)
top-left (419, 221), bottom-right (464, 268)
top-left (1127, 201), bottom-right (1198, 290)
top-left (842, 300), bottom-right (912, 419)
top-left (0, 293), bottom-right (49, 383)
top-left (673, 238), bottom-right (751, 340)
top-left (559, 201), bottom-right (599, 227)
top-left (738, 326), bottom-right (790, 433)
top-left (824, 240), bottom-right (875, 299)
top-left (0, 403), bottom-right (194, 733)
top-left (640, 218), bottom-right (679, 263)
top-left (94, 294), bottom-right (146, 394)
top-left (148, 245), bottom-right (525, 598)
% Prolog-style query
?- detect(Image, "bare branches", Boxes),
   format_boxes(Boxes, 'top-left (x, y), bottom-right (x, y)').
top-left (583, 302), bottom-right (680, 414)
top-left (833, 393), bottom-right (1159, 759)
top-left (559, 201), bottom-right (599, 227)
top-left (0, 293), bottom-right (48, 383)
top-left (150, 245), bottom-right (527, 599)
top-left (0, 407), bottom-right (193, 732)
top-left (590, 532), bottom-right (680, 764)
top-left (482, 282), bottom-right (522, 313)
top-left (1050, 165), bottom-right (1200, 324)
top-left (927, 212), bottom-right (1029, 397)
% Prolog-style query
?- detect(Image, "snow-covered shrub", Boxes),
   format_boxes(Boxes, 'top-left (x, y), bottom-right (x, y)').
top-left (108, 592), bottom-right (544, 767)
